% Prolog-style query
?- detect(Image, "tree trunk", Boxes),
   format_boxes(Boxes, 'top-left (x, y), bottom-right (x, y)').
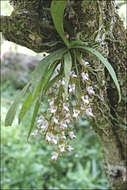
top-left (1, 1), bottom-right (126, 189)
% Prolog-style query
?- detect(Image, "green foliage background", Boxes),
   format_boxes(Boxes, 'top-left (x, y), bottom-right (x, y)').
top-left (1, 81), bottom-right (109, 189)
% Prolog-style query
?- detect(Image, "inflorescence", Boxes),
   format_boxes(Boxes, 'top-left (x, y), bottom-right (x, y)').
top-left (31, 59), bottom-right (95, 161)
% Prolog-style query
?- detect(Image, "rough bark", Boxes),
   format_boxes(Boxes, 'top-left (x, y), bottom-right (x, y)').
top-left (1, 0), bottom-right (127, 189)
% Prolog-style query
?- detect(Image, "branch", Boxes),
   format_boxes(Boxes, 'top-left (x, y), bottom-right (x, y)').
top-left (1, 13), bottom-right (60, 53)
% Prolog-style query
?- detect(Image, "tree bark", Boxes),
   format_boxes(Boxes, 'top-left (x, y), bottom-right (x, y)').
top-left (1, 0), bottom-right (127, 189)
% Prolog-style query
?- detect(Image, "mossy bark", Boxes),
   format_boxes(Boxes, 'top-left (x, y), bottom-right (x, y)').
top-left (1, 0), bottom-right (126, 189)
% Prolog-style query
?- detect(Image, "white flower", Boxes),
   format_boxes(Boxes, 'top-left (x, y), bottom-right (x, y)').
top-left (53, 117), bottom-right (59, 124)
top-left (31, 131), bottom-right (38, 136)
top-left (67, 145), bottom-right (74, 152)
top-left (49, 106), bottom-right (57, 113)
top-left (71, 71), bottom-right (77, 78)
top-left (80, 104), bottom-right (84, 110)
top-left (58, 144), bottom-right (65, 152)
top-left (40, 121), bottom-right (48, 130)
top-left (40, 124), bottom-right (48, 130)
top-left (46, 133), bottom-right (58, 144)
top-left (82, 59), bottom-right (89, 66)
top-left (69, 131), bottom-right (76, 139)
top-left (51, 152), bottom-right (59, 161)
top-left (62, 79), bottom-right (65, 86)
top-left (81, 95), bottom-right (89, 104)
top-left (62, 94), bottom-right (69, 101)
top-left (61, 132), bottom-right (66, 140)
top-left (64, 112), bottom-right (71, 119)
top-left (46, 133), bottom-right (51, 141)
top-left (46, 133), bottom-right (52, 142)
top-left (65, 96), bottom-right (69, 101)
top-left (81, 72), bottom-right (89, 81)
top-left (63, 103), bottom-right (69, 111)
top-left (52, 135), bottom-right (58, 144)
top-left (69, 84), bottom-right (75, 93)
top-left (86, 108), bottom-right (94, 117)
top-left (60, 121), bottom-right (68, 129)
top-left (73, 110), bottom-right (80, 118)
top-left (87, 86), bottom-right (95, 95)
top-left (49, 100), bottom-right (54, 106)
top-left (37, 117), bottom-right (43, 125)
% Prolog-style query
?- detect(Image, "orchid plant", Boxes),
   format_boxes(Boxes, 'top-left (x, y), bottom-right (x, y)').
top-left (5, 0), bottom-right (121, 161)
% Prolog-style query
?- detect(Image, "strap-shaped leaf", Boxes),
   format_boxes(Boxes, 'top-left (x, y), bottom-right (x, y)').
top-left (18, 77), bottom-right (43, 123)
top-left (27, 99), bottom-right (40, 141)
top-left (69, 40), bottom-right (85, 48)
top-left (18, 92), bottom-right (33, 124)
top-left (73, 50), bottom-right (82, 101)
top-left (27, 61), bottom-right (59, 140)
top-left (64, 51), bottom-right (72, 96)
top-left (42, 61), bottom-right (59, 94)
top-left (51, 0), bottom-right (69, 47)
top-left (19, 60), bottom-right (59, 124)
top-left (42, 41), bottom-right (62, 47)
top-left (45, 73), bottom-right (62, 92)
top-left (31, 48), bottom-right (66, 89)
top-left (5, 82), bottom-right (30, 126)
top-left (72, 45), bottom-right (121, 102)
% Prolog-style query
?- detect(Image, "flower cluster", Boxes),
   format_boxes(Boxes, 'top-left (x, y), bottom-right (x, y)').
top-left (31, 59), bottom-right (95, 161)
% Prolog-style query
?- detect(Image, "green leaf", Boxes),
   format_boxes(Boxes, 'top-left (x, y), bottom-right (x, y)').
top-left (32, 77), bottom-right (43, 100)
top-left (72, 45), bottom-right (121, 102)
top-left (19, 60), bottom-right (58, 124)
top-left (69, 40), bottom-right (84, 48)
top-left (42, 61), bottom-right (59, 94)
top-left (64, 51), bottom-right (72, 96)
top-left (18, 77), bottom-right (43, 123)
top-left (69, 40), bottom-right (89, 49)
top-left (31, 48), bottom-right (66, 89)
top-left (42, 41), bottom-right (62, 47)
top-left (27, 99), bottom-right (40, 141)
top-left (18, 92), bottom-right (32, 124)
top-left (51, 0), bottom-right (69, 47)
top-left (27, 61), bottom-right (59, 140)
top-left (45, 73), bottom-right (62, 92)
top-left (73, 50), bottom-right (82, 101)
top-left (5, 82), bottom-right (30, 126)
